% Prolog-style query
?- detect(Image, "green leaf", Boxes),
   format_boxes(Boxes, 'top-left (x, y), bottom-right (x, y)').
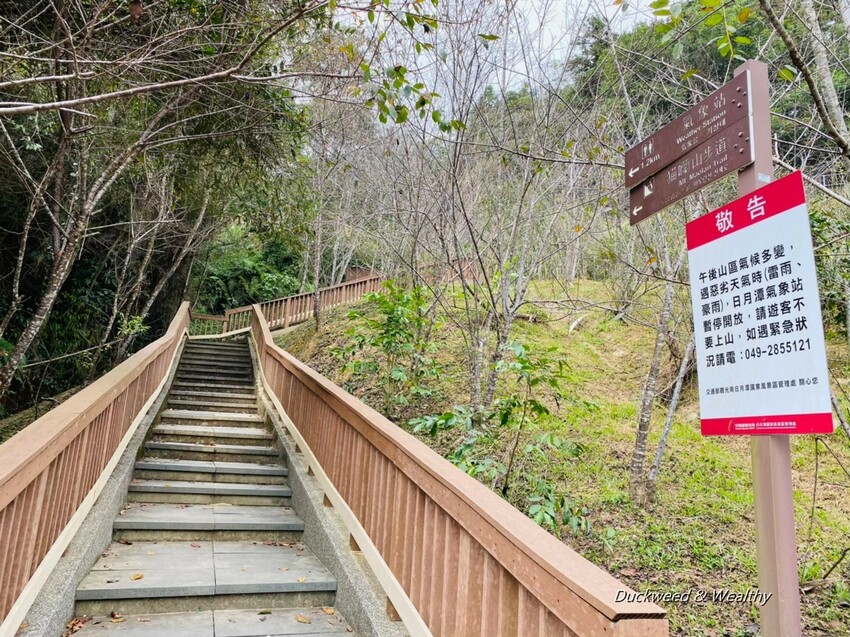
top-left (704, 13), bottom-right (724, 26)
top-left (681, 68), bottom-right (699, 80)
top-left (734, 35), bottom-right (751, 45)
top-left (478, 33), bottom-right (501, 41)
top-left (778, 66), bottom-right (796, 81)
top-left (649, 0), bottom-right (668, 8)
top-left (699, 0), bottom-right (720, 6)
top-left (672, 42), bottom-right (683, 58)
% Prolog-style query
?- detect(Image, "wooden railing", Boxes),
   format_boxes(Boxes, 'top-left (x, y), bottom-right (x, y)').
top-left (0, 303), bottom-right (190, 634)
top-left (192, 276), bottom-right (382, 336)
top-left (250, 306), bottom-right (668, 637)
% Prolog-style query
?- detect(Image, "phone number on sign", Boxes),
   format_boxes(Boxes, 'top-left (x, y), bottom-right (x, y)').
top-left (744, 338), bottom-right (811, 359)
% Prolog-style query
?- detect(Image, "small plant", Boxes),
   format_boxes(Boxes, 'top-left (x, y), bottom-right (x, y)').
top-left (527, 480), bottom-right (591, 535)
top-left (410, 340), bottom-right (592, 537)
top-left (833, 580), bottom-right (850, 607)
top-left (0, 338), bottom-right (12, 361)
top-left (331, 280), bottom-right (440, 415)
top-left (118, 314), bottom-right (149, 338)
top-left (409, 405), bottom-right (473, 436)
top-left (600, 527), bottom-right (618, 553)
top-left (492, 340), bottom-right (567, 498)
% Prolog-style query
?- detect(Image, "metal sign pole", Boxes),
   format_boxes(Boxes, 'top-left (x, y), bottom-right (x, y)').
top-left (735, 59), bottom-right (803, 637)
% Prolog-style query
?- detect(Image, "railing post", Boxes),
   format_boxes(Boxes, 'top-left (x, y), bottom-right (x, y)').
top-left (223, 310), bottom-right (231, 334)
top-left (283, 298), bottom-right (291, 329)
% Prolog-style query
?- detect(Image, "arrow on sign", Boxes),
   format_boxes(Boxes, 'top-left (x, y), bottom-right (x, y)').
top-left (631, 205), bottom-right (643, 217)
top-left (628, 166), bottom-right (640, 178)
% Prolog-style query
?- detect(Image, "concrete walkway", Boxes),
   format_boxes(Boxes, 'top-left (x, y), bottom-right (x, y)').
top-left (70, 341), bottom-right (355, 636)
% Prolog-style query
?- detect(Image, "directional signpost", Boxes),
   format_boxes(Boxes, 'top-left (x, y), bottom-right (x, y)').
top-left (626, 70), bottom-right (753, 224)
top-left (629, 116), bottom-right (753, 224)
top-left (625, 61), bottom-right (828, 637)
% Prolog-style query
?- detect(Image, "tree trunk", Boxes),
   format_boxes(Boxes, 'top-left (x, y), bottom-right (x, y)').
top-left (630, 274), bottom-right (677, 501)
top-left (0, 211), bottom-right (89, 397)
top-left (646, 336), bottom-right (695, 501)
top-left (845, 282), bottom-right (850, 358)
top-left (841, 0), bottom-right (850, 37)
top-left (115, 195), bottom-right (208, 360)
top-left (799, 0), bottom-right (850, 171)
top-left (312, 212), bottom-right (323, 330)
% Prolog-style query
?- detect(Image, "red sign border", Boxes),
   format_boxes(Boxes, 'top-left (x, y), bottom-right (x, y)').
top-left (701, 412), bottom-right (833, 436)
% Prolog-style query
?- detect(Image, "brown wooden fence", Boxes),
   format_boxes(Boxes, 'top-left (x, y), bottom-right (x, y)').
top-left (250, 306), bottom-right (668, 637)
top-left (193, 276), bottom-right (383, 336)
top-left (0, 303), bottom-right (190, 633)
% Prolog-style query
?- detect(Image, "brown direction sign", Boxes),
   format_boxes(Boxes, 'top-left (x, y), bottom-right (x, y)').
top-left (629, 116), bottom-right (754, 225)
top-left (624, 71), bottom-right (751, 189)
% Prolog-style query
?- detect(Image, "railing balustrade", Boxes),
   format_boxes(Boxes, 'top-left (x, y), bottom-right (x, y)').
top-left (249, 305), bottom-right (667, 637)
top-left (191, 276), bottom-right (382, 336)
top-left (0, 304), bottom-right (190, 634)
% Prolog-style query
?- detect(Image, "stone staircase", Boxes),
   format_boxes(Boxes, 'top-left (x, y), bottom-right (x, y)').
top-left (71, 341), bottom-right (354, 636)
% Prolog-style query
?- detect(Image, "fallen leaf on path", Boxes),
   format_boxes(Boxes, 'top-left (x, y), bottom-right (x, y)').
top-left (295, 614), bottom-right (311, 624)
top-left (297, 577), bottom-right (307, 583)
top-left (190, 543), bottom-right (201, 548)
top-left (129, 573), bottom-right (144, 581)
top-left (322, 607), bottom-right (335, 615)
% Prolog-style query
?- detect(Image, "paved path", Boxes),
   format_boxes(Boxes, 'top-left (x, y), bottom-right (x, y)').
top-left (71, 341), bottom-right (354, 636)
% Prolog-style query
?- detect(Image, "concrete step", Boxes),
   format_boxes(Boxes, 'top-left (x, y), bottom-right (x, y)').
top-left (127, 479), bottom-right (291, 506)
top-left (75, 541), bottom-right (337, 615)
top-left (180, 352), bottom-right (251, 363)
top-left (181, 354), bottom-right (252, 366)
top-left (168, 388), bottom-right (257, 401)
top-left (152, 424), bottom-right (273, 446)
top-left (176, 372), bottom-right (254, 385)
top-left (167, 399), bottom-right (257, 414)
top-left (160, 410), bottom-right (265, 428)
top-left (171, 381), bottom-right (255, 394)
top-left (185, 344), bottom-right (249, 355)
top-left (159, 419), bottom-right (266, 431)
top-left (70, 608), bottom-right (353, 636)
top-left (144, 441), bottom-right (280, 464)
top-left (134, 458), bottom-right (287, 484)
top-left (113, 503), bottom-right (304, 541)
top-left (176, 366), bottom-right (252, 377)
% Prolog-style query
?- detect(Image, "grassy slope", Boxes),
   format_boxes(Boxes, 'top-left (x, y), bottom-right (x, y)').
top-left (276, 281), bottom-right (850, 637)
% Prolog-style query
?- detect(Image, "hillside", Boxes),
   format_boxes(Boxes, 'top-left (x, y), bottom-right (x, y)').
top-left (276, 280), bottom-right (850, 637)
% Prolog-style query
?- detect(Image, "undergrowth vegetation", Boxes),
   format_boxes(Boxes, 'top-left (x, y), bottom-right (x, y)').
top-left (276, 279), bottom-right (850, 637)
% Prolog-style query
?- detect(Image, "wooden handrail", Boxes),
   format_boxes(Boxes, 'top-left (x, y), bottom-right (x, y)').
top-left (0, 303), bottom-right (190, 632)
top-left (250, 305), bottom-right (667, 637)
top-left (190, 276), bottom-right (382, 336)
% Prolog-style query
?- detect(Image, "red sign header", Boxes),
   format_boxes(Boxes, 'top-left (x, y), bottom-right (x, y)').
top-left (686, 172), bottom-right (806, 250)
